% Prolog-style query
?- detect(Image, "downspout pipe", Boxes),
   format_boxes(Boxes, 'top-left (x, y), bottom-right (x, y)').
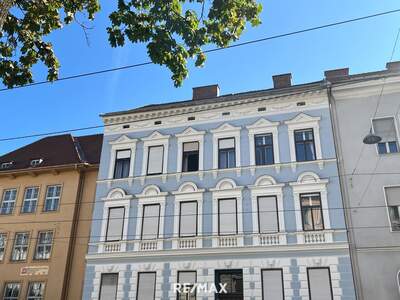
top-left (325, 80), bottom-right (362, 300)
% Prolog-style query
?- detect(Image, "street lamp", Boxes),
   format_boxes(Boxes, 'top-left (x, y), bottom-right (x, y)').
top-left (362, 129), bottom-right (382, 145)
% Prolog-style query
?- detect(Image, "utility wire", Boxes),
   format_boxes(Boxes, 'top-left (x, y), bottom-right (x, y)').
top-left (1, 8), bottom-right (400, 94)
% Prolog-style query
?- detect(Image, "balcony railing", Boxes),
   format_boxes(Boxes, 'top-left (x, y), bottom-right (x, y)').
top-left (94, 230), bottom-right (339, 254)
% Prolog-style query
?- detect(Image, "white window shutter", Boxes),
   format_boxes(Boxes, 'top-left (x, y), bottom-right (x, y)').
top-left (262, 269), bottom-right (284, 300)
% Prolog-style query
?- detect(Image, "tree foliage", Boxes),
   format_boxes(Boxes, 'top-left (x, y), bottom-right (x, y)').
top-left (0, 0), bottom-right (261, 88)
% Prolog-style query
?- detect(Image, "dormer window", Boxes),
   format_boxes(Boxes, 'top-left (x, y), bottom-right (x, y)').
top-left (30, 159), bottom-right (43, 167)
top-left (0, 162), bottom-right (13, 169)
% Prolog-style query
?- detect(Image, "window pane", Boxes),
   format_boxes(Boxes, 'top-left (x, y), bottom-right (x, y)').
top-left (301, 194), bottom-right (324, 231)
top-left (388, 141), bottom-right (399, 153)
top-left (262, 269), bottom-right (284, 300)
top-left (295, 129), bottom-right (315, 162)
top-left (255, 134), bottom-right (274, 165)
top-left (179, 202), bottom-right (197, 237)
top-left (1, 189), bottom-right (17, 215)
top-left (219, 138), bottom-right (235, 149)
top-left (137, 272), bottom-right (156, 300)
top-left (216, 270), bottom-right (243, 298)
top-left (389, 206), bottom-right (400, 231)
top-left (35, 231), bottom-right (53, 260)
top-left (258, 196), bottom-right (279, 233)
top-left (27, 282), bottom-right (45, 300)
top-left (147, 146), bottom-right (164, 175)
top-left (177, 271), bottom-right (196, 300)
top-left (219, 199), bottom-right (237, 235)
top-left (99, 273), bottom-right (118, 300)
top-left (377, 143), bottom-right (387, 154)
top-left (22, 187), bottom-right (39, 213)
top-left (373, 117), bottom-right (397, 141)
top-left (142, 204), bottom-right (160, 239)
top-left (106, 207), bottom-right (125, 241)
top-left (12, 232), bottom-right (29, 261)
top-left (114, 150), bottom-right (131, 179)
top-left (44, 185), bottom-right (61, 212)
top-left (0, 233), bottom-right (6, 261)
top-left (3, 283), bottom-right (20, 300)
top-left (308, 268), bottom-right (333, 300)
top-left (182, 143), bottom-right (199, 172)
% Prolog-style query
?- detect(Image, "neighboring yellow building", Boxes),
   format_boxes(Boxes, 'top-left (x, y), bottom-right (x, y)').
top-left (0, 133), bottom-right (102, 300)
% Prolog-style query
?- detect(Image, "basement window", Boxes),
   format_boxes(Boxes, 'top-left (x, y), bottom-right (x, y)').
top-left (188, 116), bottom-right (195, 121)
top-left (258, 107), bottom-right (266, 112)
top-left (0, 162), bottom-right (13, 169)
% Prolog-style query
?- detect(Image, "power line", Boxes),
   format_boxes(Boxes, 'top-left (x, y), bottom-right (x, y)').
top-left (1, 8), bottom-right (400, 94)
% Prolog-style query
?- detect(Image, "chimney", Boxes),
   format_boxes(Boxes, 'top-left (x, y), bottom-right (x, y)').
top-left (192, 84), bottom-right (220, 100)
top-left (386, 61), bottom-right (400, 72)
top-left (324, 68), bottom-right (349, 81)
top-left (272, 73), bottom-right (292, 89)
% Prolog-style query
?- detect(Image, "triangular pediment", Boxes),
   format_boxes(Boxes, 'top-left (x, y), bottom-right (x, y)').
top-left (176, 127), bottom-right (205, 137)
top-left (284, 113), bottom-right (320, 124)
top-left (142, 130), bottom-right (170, 141)
top-left (211, 123), bottom-right (241, 133)
top-left (246, 118), bottom-right (279, 129)
top-left (110, 134), bottom-right (137, 145)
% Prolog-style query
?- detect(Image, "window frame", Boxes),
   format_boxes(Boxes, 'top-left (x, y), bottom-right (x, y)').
top-left (372, 116), bottom-right (400, 155)
top-left (146, 145), bottom-right (165, 175)
top-left (261, 268), bottom-right (285, 300)
top-left (105, 206), bottom-right (125, 242)
top-left (217, 198), bottom-right (238, 236)
top-left (136, 271), bottom-right (156, 300)
top-left (384, 185), bottom-right (400, 232)
top-left (178, 201), bottom-right (198, 238)
top-left (307, 267), bottom-right (333, 300)
top-left (43, 185), bottom-right (62, 212)
top-left (34, 231), bottom-right (54, 260)
top-left (26, 282), bottom-right (46, 300)
top-left (21, 186), bottom-right (39, 214)
top-left (177, 271), bottom-right (197, 300)
top-left (257, 196), bottom-right (279, 233)
top-left (0, 188), bottom-right (17, 215)
top-left (300, 193), bottom-right (325, 231)
top-left (141, 203), bottom-right (161, 240)
top-left (113, 149), bottom-right (131, 179)
top-left (2, 282), bottom-right (21, 300)
top-left (181, 142), bottom-right (200, 173)
top-left (214, 269), bottom-right (243, 300)
top-left (98, 273), bottom-right (119, 300)
top-left (294, 128), bottom-right (317, 162)
top-left (254, 133), bottom-right (275, 165)
top-left (218, 137), bottom-right (236, 169)
top-left (11, 232), bottom-right (30, 262)
top-left (0, 232), bottom-right (7, 262)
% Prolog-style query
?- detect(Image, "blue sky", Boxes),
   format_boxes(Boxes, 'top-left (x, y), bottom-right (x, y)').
top-left (1, 0), bottom-right (399, 155)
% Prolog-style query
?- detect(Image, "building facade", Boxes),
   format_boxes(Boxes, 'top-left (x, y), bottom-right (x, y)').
top-left (84, 78), bottom-right (356, 299)
top-left (0, 134), bottom-right (102, 300)
top-left (329, 62), bottom-right (400, 300)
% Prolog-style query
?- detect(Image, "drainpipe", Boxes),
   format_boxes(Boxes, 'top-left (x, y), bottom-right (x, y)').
top-left (61, 169), bottom-right (85, 300)
top-left (325, 81), bottom-right (363, 300)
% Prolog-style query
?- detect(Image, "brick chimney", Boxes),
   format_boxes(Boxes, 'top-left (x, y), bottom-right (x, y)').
top-left (272, 73), bottom-right (292, 89)
top-left (192, 84), bottom-right (220, 100)
top-left (324, 68), bottom-right (349, 81)
top-left (386, 61), bottom-right (400, 72)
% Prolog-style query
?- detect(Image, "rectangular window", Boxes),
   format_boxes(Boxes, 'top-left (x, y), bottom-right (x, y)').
top-left (2, 283), bottom-right (21, 300)
top-left (0, 189), bottom-right (17, 215)
top-left (137, 272), bottom-right (156, 300)
top-left (218, 138), bottom-right (236, 169)
top-left (147, 146), bottom-right (164, 175)
top-left (0, 233), bottom-right (6, 261)
top-left (257, 196), bottom-right (279, 233)
top-left (106, 207), bottom-right (125, 241)
top-left (21, 187), bottom-right (39, 214)
top-left (99, 273), bottom-right (118, 300)
top-left (179, 201), bottom-right (197, 237)
top-left (11, 232), bottom-right (29, 261)
top-left (113, 149), bottom-right (131, 179)
top-left (34, 231), bottom-right (53, 260)
top-left (218, 199), bottom-right (238, 235)
top-left (300, 193), bottom-right (324, 231)
top-left (255, 134), bottom-right (274, 165)
top-left (385, 186), bottom-right (400, 231)
top-left (182, 142), bottom-right (199, 172)
top-left (215, 269), bottom-right (243, 300)
top-left (27, 282), bottom-right (45, 300)
top-left (307, 268), bottom-right (333, 300)
top-left (294, 129), bottom-right (316, 162)
top-left (177, 271), bottom-right (196, 300)
top-left (373, 117), bottom-right (399, 154)
top-left (141, 204), bottom-right (160, 240)
top-left (261, 269), bottom-right (284, 300)
top-left (44, 185), bottom-right (61, 212)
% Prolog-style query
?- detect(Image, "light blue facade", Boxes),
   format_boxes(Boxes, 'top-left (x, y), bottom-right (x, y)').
top-left (84, 89), bottom-right (356, 300)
